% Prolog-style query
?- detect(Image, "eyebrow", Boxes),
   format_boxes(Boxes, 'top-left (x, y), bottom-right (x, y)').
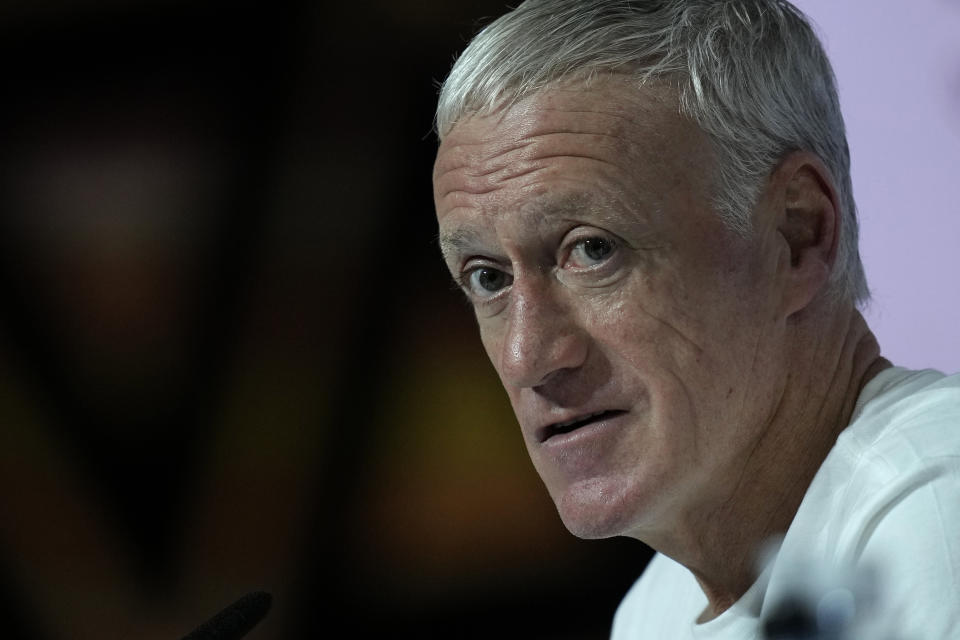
top-left (437, 190), bottom-right (637, 261)
top-left (437, 228), bottom-right (483, 262)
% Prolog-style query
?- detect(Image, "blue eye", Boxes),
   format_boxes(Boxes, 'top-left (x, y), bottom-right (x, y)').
top-left (466, 267), bottom-right (513, 298)
top-left (569, 236), bottom-right (616, 267)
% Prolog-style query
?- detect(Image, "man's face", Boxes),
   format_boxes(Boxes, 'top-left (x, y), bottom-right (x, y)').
top-left (433, 78), bottom-right (790, 542)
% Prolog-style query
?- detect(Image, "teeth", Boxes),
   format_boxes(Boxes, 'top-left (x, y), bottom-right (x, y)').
top-left (555, 410), bottom-right (608, 429)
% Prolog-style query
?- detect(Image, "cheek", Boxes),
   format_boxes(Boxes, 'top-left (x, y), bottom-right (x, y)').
top-left (611, 291), bottom-right (785, 467)
top-left (594, 280), bottom-right (707, 383)
top-left (591, 279), bottom-right (754, 450)
top-left (477, 318), bottom-right (505, 373)
top-left (589, 295), bottom-right (702, 424)
top-left (478, 318), bottom-right (527, 413)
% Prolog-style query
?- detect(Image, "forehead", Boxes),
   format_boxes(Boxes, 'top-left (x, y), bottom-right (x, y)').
top-left (435, 78), bottom-right (682, 187)
top-left (432, 77), bottom-right (717, 253)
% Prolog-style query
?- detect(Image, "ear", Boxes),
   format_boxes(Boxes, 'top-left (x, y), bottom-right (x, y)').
top-left (771, 151), bottom-right (840, 317)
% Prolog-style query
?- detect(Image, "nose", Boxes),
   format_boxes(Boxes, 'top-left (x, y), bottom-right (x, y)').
top-left (495, 277), bottom-right (589, 389)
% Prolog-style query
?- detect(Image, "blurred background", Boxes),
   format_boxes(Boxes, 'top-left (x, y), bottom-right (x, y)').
top-left (0, 1), bottom-right (955, 639)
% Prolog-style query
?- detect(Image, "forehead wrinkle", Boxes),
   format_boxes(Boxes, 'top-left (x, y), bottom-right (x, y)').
top-left (436, 126), bottom-right (624, 180)
top-left (437, 90), bottom-right (663, 172)
top-left (435, 90), bottom-right (677, 201)
top-left (435, 79), bottom-right (690, 250)
top-left (436, 129), bottom-right (641, 201)
top-left (433, 136), bottom-right (533, 179)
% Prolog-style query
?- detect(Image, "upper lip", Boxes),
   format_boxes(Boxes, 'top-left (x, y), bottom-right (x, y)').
top-left (534, 408), bottom-right (627, 443)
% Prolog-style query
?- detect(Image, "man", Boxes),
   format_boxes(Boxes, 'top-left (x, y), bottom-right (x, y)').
top-left (431, 1), bottom-right (960, 638)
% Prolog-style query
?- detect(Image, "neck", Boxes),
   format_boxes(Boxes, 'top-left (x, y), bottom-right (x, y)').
top-left (667, 304), bottom-right (889, 622)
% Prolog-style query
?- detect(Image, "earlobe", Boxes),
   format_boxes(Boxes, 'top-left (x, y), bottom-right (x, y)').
top-left (775, 153), bottom-right (839, 316)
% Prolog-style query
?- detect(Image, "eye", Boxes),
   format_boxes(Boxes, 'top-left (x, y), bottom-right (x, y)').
top-left (465, 266), bottom-right (513, 298)
top-left (568, 236), bottom-right (616, 268)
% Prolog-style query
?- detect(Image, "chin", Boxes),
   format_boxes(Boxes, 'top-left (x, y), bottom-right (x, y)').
top-left (551, 476), bottom-right (648, 540)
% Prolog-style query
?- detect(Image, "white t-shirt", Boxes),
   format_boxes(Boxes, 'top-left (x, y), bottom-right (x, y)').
top-left (611, 367), bottom-right (960, 639)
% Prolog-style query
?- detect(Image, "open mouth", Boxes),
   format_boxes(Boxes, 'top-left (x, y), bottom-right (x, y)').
top-left (542, 410), bottom-right (627, 442)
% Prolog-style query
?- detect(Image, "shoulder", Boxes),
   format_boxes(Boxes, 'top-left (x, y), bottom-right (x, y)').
top-left (816, 367), bottom-right (960, 546)
top-left (829, 367), bottom-right (960, 490)
top-left (770, 367), bottom-right (960, 637)
top-left (792, 367), bottom-right (960, 525)
top-left (848, 369), bottom-right (960, 635)
top-left (850, 366), bottom-right (960, 436)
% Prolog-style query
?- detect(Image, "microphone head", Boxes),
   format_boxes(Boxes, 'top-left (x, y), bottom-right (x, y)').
top-left (181, 591), bottom-right (272, 640)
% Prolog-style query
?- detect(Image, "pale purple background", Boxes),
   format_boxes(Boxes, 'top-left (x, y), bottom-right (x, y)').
top-left (792, 0), bottom-right (960, 373)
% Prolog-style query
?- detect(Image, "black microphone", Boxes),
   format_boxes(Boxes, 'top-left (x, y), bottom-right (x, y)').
top-left (181, 591), bottom-right (272, 640)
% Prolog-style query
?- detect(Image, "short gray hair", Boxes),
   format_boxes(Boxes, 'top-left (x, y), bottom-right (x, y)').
top-left (435, 0), bottom-right (868, 306)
